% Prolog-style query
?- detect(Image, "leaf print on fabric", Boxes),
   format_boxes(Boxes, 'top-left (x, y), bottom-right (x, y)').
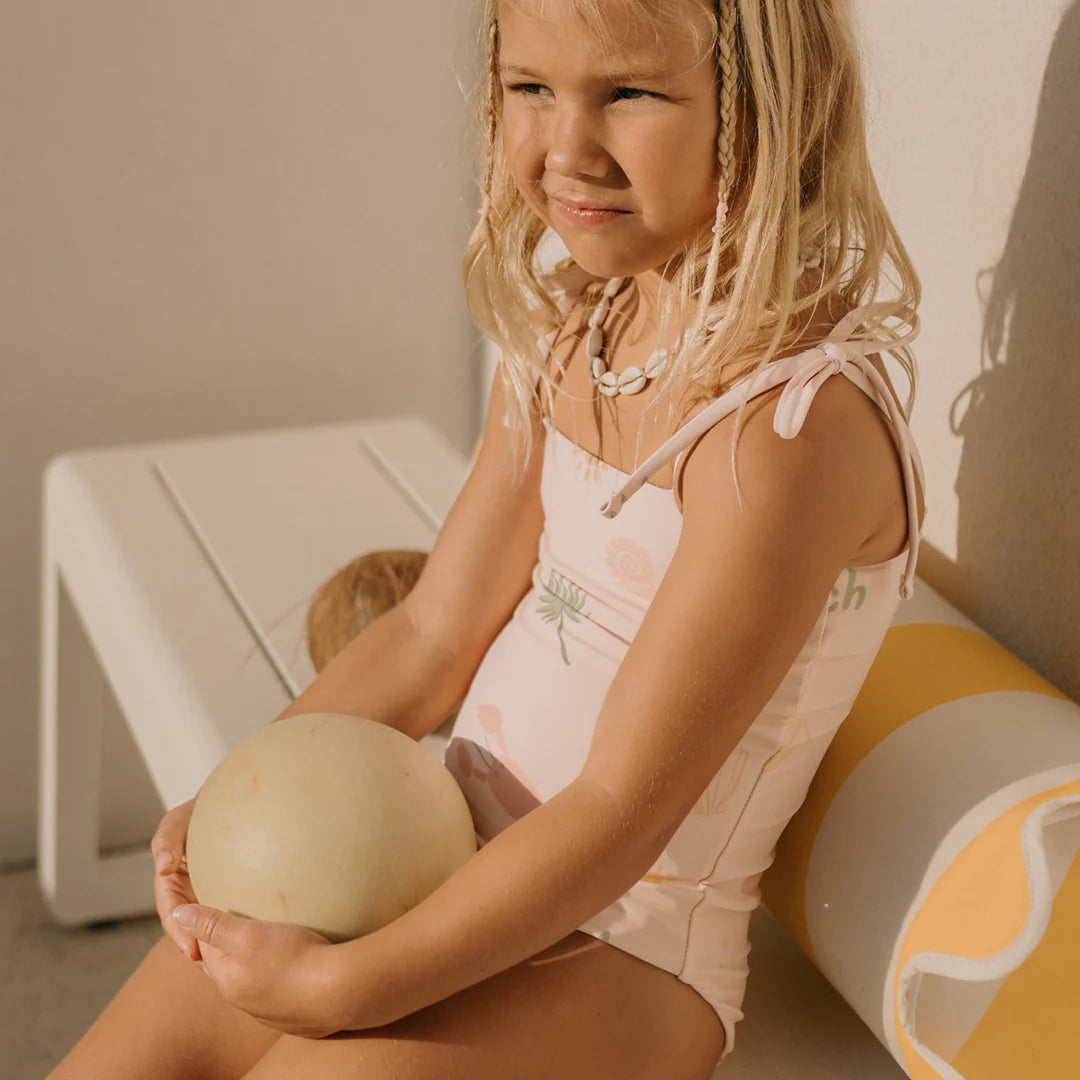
top-left (639, 850), bottom-right (683, 886)
top-left (688, 747), bottom-right (749, 816)
top-left (568, 440), bottom-right (605, 485)
top-left (762, 716), bottom-right (810, 773)
top-left (535, 567), bottom-right (592, 666)
top-left (605, 536), bottom-right (657, 598)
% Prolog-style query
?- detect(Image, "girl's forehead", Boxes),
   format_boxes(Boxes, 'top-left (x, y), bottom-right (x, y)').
top-left (497, 0), bottom-right (714, 63)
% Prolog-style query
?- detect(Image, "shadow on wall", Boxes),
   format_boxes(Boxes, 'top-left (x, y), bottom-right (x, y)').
top-left (949, 0), bottom-right (1080, 700)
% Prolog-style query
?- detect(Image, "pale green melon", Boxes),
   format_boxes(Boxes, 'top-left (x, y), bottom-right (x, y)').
top-left (186, 713), bottom-right (477, 943)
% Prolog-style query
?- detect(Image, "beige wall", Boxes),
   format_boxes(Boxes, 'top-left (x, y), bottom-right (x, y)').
top-left (1, 1), bottom-right (482, 867)
top-left (855, 0), bottom-right (1079, 694)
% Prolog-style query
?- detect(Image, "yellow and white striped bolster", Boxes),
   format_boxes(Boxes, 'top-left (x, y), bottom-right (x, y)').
top-left (760, 576), bottom-right (1080, 1080)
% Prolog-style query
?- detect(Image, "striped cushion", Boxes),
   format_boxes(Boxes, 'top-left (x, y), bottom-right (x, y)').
top-left (761, 576), bottom-right (1080, 1080)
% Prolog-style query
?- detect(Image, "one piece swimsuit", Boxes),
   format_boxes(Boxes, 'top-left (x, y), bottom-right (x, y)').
top-left (443, 286), bottom-right (925, 1063)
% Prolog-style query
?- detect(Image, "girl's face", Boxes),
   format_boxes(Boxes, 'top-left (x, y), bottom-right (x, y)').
top-left (497, 0), bottom-right (722, 300)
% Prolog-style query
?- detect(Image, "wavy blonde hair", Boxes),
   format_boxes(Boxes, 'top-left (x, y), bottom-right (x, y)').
top-left (460, 0), bottom-right (921, 502)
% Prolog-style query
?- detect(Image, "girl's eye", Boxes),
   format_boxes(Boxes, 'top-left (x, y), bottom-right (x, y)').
top-left (505, 83), bottom-right (658, 102)
top-left (504, 83), bottom-right (549, 97)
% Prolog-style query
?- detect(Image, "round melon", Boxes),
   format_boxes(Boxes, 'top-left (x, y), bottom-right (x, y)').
top-left (185, 713), bottom-right (477, 943)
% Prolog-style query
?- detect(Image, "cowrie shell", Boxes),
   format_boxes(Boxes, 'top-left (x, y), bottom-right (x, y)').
top-left (586, 326), bottom-right (603, 358)
top-left (644, 350), bottom-right (668, 378)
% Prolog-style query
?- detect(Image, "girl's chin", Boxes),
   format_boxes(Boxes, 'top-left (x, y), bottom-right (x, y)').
top-left (553, 242), bottom-right (644, 280)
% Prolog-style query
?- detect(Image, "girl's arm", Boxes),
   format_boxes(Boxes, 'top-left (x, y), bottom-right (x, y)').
top-left (272, 364), bottom-right (546, 743)
top-left (270, 599), bottom-right (467, 742)
top-left (328, 776), bottom-right (662, 1031)
top-left (327, 372), bottom-right (891, 1033)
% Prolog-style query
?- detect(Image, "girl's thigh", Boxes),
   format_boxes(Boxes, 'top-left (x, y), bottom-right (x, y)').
top-left (47, 932), bottom-right (282, 1080)
top-left (240, 929), bottom-right (726, 1080)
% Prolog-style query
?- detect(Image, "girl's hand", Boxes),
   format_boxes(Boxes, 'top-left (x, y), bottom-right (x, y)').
top-left (172, 904), bottom-right (343, 1039)
top-left (150, 796), bottom-right (203, 962)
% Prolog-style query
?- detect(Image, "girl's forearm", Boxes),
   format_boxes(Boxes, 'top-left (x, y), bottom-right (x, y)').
top-left (270, 601), bottom-right (468, 743)
top-left (329, 778), bottom-right (662, 1031)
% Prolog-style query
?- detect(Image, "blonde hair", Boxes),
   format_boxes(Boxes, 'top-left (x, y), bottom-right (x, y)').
top-left (460, 0), bottom-right (921, 502)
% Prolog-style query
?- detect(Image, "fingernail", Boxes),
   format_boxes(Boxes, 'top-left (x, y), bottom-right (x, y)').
top-left (172, 905), bottom-right (196, 927)
top-left (155, 852), bottom-right (172, 873)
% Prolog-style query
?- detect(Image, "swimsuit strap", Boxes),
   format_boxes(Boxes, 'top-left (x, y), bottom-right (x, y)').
top-left (597, 301), bottom-right (925, 599)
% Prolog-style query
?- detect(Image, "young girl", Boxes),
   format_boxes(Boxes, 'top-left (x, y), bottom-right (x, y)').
top-left (51, 1), bottom-right (925, 1078)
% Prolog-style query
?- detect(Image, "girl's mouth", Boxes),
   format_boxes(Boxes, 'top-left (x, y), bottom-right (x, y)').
top-left (552, 197), bottom-right (630, 226)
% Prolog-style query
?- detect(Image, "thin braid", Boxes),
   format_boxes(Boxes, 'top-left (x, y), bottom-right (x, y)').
top-left (479, 7), bottom-right (499, 230)
top-left (692, 0), bottom-right (739, 341)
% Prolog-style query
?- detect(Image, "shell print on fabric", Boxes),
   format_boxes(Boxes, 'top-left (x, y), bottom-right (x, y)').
top-left (443, 735), bottom-right (542, 845)
top-left (605, 536), bottom-right (657, 598)
top-left (688, 747), bottom-right (751, 816)
top-left (474, 704), bottom-right (538, 793)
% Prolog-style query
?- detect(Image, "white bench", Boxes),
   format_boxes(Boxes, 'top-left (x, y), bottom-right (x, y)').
top-left (38, 417), bottom-right (907, 1079)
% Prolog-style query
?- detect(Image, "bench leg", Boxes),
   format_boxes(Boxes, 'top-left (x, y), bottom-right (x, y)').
top-left (38, 561), bottom-right (155, 926)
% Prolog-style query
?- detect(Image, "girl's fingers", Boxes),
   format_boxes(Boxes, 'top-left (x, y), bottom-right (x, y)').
top-left (168, 919), bottom-right (202, 962)
top-left (150, 797), bottom-right (195, 868)
top-left (152, 796), bottom-right (199, 959)
top-left (153, 866), bottom-right (201, 960)
top-left (168, 901), bottom-right (202, 960)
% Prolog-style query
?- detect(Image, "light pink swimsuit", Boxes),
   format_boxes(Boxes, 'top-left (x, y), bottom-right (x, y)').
top-left (444, 300), bottom-right (924, 1062)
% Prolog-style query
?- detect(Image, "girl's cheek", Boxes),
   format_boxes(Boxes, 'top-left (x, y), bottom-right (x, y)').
top-left (500, 128), bottom-right (525, 162)
top-left (504, 145), bottom-right (542, 188)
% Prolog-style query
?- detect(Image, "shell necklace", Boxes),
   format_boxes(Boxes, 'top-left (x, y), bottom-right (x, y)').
top-left (587, 251), bottom-right (823, 398)
top-left (584, 277), bottom-right (689, 398)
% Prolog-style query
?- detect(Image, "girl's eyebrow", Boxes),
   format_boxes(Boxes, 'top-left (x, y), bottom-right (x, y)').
top-left (498, 63), bottom-right (669, 82)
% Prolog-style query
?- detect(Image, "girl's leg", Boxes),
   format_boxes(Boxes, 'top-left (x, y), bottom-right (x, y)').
top-left (46, 933), bottom-right (282, 1080)
top-left (239, 930), bottom-right (726, 1080)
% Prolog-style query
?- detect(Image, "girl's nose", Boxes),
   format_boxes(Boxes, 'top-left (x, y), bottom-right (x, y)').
top-left (543, 107), bottom-right (610, 178)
